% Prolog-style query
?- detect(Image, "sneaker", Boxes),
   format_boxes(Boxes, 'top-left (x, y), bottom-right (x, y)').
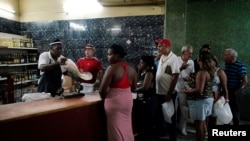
top-left (181, 129), bottom-right (187, 136)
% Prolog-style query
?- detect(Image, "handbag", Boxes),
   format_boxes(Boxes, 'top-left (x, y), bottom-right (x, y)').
top-left (162, 100), bottom-right (174, 123)
top-left (213, 96), bottom-right (233, 124)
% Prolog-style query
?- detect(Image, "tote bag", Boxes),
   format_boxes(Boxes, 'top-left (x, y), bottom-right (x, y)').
top-left (162, 100), bottom-right (174, 123)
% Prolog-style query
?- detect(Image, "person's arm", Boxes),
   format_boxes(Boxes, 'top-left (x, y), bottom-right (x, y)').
top-left (165, 73), bottom-right (179, 101)
top-left (136, 72), bottom-right (153, 92)
top-left (99, 66), bottom-right (113, 100)
top-left (184, 71), bottom-right (206, 95)
top-left (218, 69), bottom-right (229, 102)
top-left (39, 62), bottom-right (60, 71)
top-left (131, 69), bottom-right (138, 93)
top-left (95, 69), bottom-right (103, 85)
top-left (234, 75), bottom-right (248, 93)
top-left (240, 75), bottom-right (248, 89)
top-left (39, 54), bottom-right (66, 71)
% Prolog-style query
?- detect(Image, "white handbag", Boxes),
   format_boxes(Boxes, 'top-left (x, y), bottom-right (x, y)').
top-left (162, 100), bottom-right (174, 123)
top-left (213, 96), bottom-right (233, 124)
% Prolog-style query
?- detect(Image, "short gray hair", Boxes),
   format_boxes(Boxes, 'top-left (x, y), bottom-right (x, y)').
top-left (225, 48), bottom-right (238, 59)
top-left (181, 45), bottom-right (193, 54)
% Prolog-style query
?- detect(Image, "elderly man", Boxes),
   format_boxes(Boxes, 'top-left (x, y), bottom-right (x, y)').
top-left (223, 48), bottom-right (248, 125)
top-left (175, 45), bottom-right (194, 136)
top-left (155, 38), bottom-right (180, 141)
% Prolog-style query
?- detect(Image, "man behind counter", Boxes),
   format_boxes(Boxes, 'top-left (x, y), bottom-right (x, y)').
top-left (37, 39), bottom-right (67, 97)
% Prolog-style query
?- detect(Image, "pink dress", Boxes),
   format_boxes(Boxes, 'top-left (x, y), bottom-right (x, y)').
top-left (104, 62), bottom-right (134, 141)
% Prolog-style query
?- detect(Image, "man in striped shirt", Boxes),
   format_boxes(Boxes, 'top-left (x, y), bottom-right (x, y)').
top-left (223, 48), bottom-right (248, 125)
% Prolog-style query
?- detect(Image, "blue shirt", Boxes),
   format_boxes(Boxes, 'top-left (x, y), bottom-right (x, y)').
top-left (224, 60), bottom-right (247, 89)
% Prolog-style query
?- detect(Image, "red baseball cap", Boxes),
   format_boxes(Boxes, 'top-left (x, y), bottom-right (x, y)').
top-left (154, 39), bottom-right (161, 45)
top-left (159, 38), bottom-right (171, 47)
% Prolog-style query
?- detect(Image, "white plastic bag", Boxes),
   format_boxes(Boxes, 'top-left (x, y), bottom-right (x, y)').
top-left (62, 59), bottom-right (93, 80)
top-left (213, 96), bottom-right (233, 124)
top-left (22, 92), bottom-right (51, 102)
top-left (162, 100), bottom-right (174, 123)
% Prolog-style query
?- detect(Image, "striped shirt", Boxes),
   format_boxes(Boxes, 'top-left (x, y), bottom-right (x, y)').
top-left (224, 60), bottom-right (247, 89)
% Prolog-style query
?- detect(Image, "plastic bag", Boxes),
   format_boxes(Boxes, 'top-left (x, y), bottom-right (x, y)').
top-left (162, 100), bottom-right (174, 123)
top-left (213, 96), bottom-right (233, 124)
top-left (62, 59), bottom-right (93, 80)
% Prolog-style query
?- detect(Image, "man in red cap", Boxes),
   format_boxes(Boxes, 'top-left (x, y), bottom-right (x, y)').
top-left (155, 38), bottom-right (180, 141)
top-left (76, 44), bottom-right (103, 93)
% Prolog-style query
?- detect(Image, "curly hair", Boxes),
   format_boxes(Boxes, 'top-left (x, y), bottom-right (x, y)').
top-left (109, 44), bottom-right (127, 58)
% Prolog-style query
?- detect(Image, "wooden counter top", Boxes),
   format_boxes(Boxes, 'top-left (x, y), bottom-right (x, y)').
top-left (0, 91), bottom-right (102, 123)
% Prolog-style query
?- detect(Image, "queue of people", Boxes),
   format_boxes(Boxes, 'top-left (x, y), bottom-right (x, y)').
top-left (37, 38), bottom-right (248, 141)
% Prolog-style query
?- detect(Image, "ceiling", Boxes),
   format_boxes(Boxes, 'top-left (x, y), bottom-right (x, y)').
top-left (98, 0), bottom-right (165, 6)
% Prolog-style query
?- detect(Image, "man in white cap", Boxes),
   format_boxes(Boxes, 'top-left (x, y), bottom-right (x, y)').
top-left (76, 44), bottom-right (103, 93)
top-left (37, 39), bottom-right (67, 97)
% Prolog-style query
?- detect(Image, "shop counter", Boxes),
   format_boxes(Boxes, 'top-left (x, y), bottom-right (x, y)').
top-left (0, 91), bottom-right (107, 141)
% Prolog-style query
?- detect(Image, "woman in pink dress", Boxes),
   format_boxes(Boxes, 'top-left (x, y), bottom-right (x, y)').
top-left (99, 44), bottom-right (137, 141)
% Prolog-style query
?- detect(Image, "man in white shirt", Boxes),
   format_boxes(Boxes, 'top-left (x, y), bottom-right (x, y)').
top-left (37, 39), bottom-right (67, 97)
top-left (175, 45), bottom-right (194, 136)
top-left (155, 38), bottom-right (180, 141)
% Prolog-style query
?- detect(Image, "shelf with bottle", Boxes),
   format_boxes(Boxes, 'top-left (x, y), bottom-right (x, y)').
top-left (0, 77), bottom-right (7, 81)
top-left (11, 70), bottom-right (38, 85)
top-left (0, 53), bottom-right (38, 66)
top-left (0, 72), bottom-right (8, 82)
top-left (0, 37), bottom-right (35, 48)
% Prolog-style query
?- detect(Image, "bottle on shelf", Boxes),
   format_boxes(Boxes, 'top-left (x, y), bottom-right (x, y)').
top-left (20, 39), bottom-right (24, 47)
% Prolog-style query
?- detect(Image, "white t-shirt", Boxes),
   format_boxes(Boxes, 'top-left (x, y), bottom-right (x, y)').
top-left (38, 51), bottom-right (66, 75)
top-left (175, 57), bottom-right (195, 92)
top-left (156, 51), bottom-right (180, 95)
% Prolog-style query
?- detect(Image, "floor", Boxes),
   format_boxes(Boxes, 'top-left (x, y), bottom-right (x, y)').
top-left (134, 119), bottom-right (197, 141)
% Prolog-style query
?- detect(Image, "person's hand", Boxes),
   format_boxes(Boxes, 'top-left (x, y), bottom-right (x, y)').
top-left (165, 94), bottom-right (172, 101)
top-left (183, 85), bottom-right (191, 93)
top-left (94, 79), bottom-right (101, 90)
top-left (60, 58), bottom-right (67, 65)
top-left (180, 63), bottom-right (190, 71)
top-left (183, 76), bottom-right (190, 81)
top-left (79, 69), bottom-right (84, 73)
top-left (224, 99), bottom-right (229, 105)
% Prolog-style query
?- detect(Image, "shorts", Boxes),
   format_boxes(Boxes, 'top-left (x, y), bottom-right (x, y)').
top-left (187, 97), bottom-right (214, 121)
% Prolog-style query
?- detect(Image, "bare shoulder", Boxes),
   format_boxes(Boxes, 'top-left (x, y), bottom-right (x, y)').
top-left (197, 70), bottom-right (209, 78)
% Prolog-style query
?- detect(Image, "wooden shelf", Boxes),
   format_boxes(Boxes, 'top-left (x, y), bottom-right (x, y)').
top-left (0, 46), bottom-right (38, 50)
top-left (0, 77), bottom-right (7, 81)
top-left (14, 79), bottom-right (38, 85)
top-left (0, 63), bottom-right (38, 67)
top-left (7, 63), bottom-right (38, 67)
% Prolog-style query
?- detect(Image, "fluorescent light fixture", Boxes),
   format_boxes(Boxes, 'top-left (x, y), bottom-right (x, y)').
top-left (70, 22), bottom-right (86, 31)
top-left (63, 0), bottom-right (102, 15)
top-left (111, 27), bottom-right (121, 31)
top-left (0, 7), bottom-right (15, 13)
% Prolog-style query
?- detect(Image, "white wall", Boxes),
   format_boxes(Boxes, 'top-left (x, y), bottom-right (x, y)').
top-left (0, 0), bottom-right (19, 21)
top-left (18, 0), bottom-right (164, 22)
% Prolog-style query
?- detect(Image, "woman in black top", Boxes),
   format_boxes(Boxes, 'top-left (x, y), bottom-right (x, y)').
top-left (134, 55), bottom-right (157, 141)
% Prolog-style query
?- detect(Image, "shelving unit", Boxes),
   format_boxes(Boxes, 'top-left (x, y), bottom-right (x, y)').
top-left (0, 33), bottom-right (39, 104)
